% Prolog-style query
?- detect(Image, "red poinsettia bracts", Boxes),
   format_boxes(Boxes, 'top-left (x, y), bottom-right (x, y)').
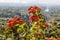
top-left (28, 6), bottom-right (41, 14)
top-left (57, 38), bottom-right (60, 40)
top-left (34, 6), bottom-right (41, 11)
top-left (7, 17), bottom-right (24, 28)
top-left (28, 8), bottom-right (36, 14)
top-left (7, 23), bottom-right (13, 28)
top-left (19, 20), bottom-right (24, 24)
top-left (8, 19), bottom-right (13, 23)
top-left (45, 23), bottom-right (49, 27)
top-left (29, 15), bottom-right (39, 21)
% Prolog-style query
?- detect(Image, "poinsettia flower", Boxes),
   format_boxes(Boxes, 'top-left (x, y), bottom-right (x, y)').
top-left (28, 10), bottom-right (36, 14)
top-left (13, 21), bottom-right (18, 25)
top-left (8, 17), bottom-right (17, 23)
top-left (34, 6), bottom-right (41, 11)
top-left (28, 6), bottom-right (41, 14)
top-left (8, 19), bottom-right (14, 23)
top-left (16, 17), bottom-right (21, 21)
top-left (12, 17), bottom-right (17, 21)
top-left (45, 23), bottom-right (49, 27)
top-left (6, 23), bottom-right (13, 28)
top-left (37, 7), bottom-right (41, 11)
top-left (7, 17), bottom-right (24, 28)
top-left (29, 16), bottom-right (39, 21)
top-left (57, 38), bottom-right (60, 40)
top-left (31, 10), bottom-right (36, 14)
top-left (19, 20), bottom-right (24, 24)
top-left (33, 6), bottom-right (38, 10)
top-left (28, 8), bottom-right (36, 14)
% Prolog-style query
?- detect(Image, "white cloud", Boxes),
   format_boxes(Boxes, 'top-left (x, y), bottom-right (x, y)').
top-left (0, 0), bottom-right (60, 5)
top-left (0, 0), bottom-right (19, 3)
top-left (18, 0), bottom-right (60, 5)
top-left (37, 0), bottom-right (60, 5)
top-left (19, 0), bottom-right (35, 3)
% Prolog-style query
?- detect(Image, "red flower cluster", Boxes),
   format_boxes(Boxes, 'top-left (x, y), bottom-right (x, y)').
top-left (7, 17), bottom-right (24, 28)
top-left (45, 23), bottom-right (49, 27)
top-left (29, 15), bottom-right (39, 21)
top-left (28, 6), bottom-right (41, 14)
top-left (57, 38), bottom-right (60, 40)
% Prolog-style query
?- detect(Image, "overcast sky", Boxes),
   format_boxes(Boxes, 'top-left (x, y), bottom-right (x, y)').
top-left (0, 0), bottom-right (60, 5)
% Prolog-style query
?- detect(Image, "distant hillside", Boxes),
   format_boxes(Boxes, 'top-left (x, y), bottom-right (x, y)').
top-left (0, 3), bottom-right (60, 21)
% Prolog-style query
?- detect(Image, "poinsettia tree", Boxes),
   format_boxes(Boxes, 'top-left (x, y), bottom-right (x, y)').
top-left (27, 6), bottom-right (48, 40)
top-left (6, 16), bottom-right (26, 40)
